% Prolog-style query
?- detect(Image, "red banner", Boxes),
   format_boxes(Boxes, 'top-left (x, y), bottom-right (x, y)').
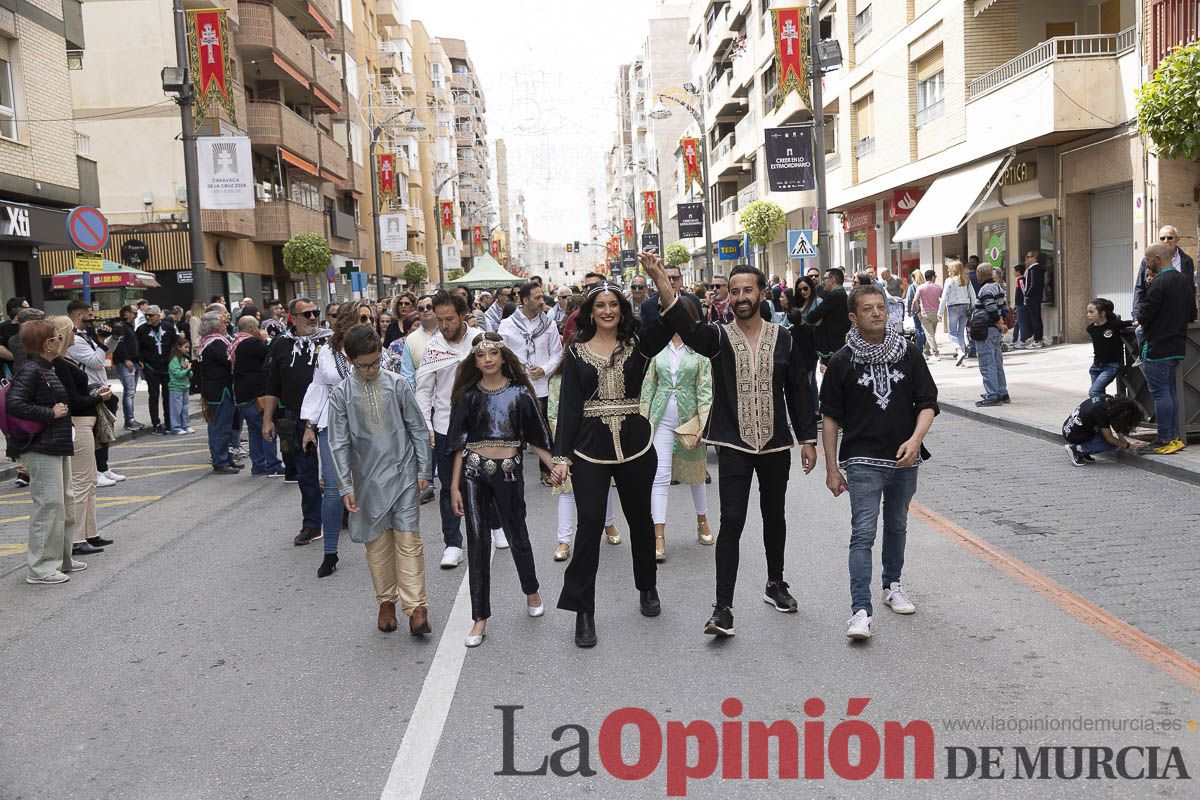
top-left (187, 9), bottom-right (236, 125)
top-left (607, 236), bottom-right (620, 258)
top-left (440, 200), bottom-right (454, 238)
top-left (378, 153), bottom-right (396, 198)
top-left (771, 6), bottom-right (810, 111)
top-left (643, 191), bottom-right (658, 225)
top-left (680, 138), bottom-right (702, 193)
top-left (490, 239), bottom-right (500, 259)
top-left (473, 226), bottom-right (482, 246)
top-left (623, 218), bottom-right (634, 241)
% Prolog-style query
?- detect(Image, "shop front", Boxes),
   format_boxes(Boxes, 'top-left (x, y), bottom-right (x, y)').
top-left (0, 199), bottom-right (77, 310)
top-left (842, 203), bottom-right (879, 276)
top-left (885, 188), bottom-right (924, 286)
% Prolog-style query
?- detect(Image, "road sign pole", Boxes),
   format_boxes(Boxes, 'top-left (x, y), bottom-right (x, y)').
top-left (83, 270), bottom-right (90, 305)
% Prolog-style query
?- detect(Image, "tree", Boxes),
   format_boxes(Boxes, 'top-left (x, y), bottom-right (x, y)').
top-left (1137, 42), bottom-right (1200, 160)
top-left (282, 232), bottom-right (332, 275)
top-left (664, 242), bottom-right (691, 267)
top-left (403, 261), bottom-right (427, 286)
top-left (446, 268), bottom-right (465, 282)
top-left (739, 200), bottom-right (787, 274)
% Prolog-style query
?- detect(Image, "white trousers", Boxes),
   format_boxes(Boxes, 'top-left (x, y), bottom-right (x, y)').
top-left (650, 394), bottom-right (707, 524)
top-left (557, 488), bottom-right (615, 544)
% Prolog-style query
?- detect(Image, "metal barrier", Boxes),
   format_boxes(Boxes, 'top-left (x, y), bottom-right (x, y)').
top-left (1117, 323), bottom-right (1200, 438)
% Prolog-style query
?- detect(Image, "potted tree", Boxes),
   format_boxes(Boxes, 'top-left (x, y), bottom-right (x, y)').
top-left (739, 200), bottom-right (787, 274)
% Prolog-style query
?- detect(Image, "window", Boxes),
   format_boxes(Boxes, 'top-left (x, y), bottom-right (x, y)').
top-left (289, 179), bottom-right (321, 211)
top-left (761, 0), bottom-right (772, 36)
top-left (761, 62), bottom-right (777, 115)
top-left (853, 92), bottom-right (874, 157)
top-left (431, 63), bottom-right (443, 89)
top-left (915, 47), bottom-right (944, 128)
top-left (0, 43), bottom-right (17, 140)
top-left (854, 4), bottom-right (872, 42)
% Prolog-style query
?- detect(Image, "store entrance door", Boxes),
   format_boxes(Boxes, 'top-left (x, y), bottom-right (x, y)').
top-left (1090, 187), bottom-right (1133, 318)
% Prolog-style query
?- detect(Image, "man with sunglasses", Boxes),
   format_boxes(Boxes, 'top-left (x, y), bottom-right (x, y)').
top-left (263, 298), bottom-right (331, 545)
top-left (704, 274), bottom-right (773, 325)
top-left (1021, 251), bottom-right (1047, 349)
top-left (1133, 225), bottom-right (1196, 328)
top-left (628, 277), bottom-right (648, 320)
top-left (398, 294), bottom-right (438, 390)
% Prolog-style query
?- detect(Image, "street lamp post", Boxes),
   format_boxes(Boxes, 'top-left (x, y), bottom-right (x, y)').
top-left (434, 172), bottom-right (457, 289)
top-left (650, 87), bottom-right (714, 281)
top-left (808, 0), bottom-right (829, 273)
top-left (369, 108), bottom-right (425, 299)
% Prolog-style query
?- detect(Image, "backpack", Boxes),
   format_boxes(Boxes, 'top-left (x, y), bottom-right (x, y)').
top-left (0, 363), bottom-right (48, 440)
top-left (969, 291), bottom-right (1000, 341)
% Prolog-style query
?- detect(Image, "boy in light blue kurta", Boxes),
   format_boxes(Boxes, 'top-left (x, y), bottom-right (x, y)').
top-left (328, 325), bottom-right (433, 635)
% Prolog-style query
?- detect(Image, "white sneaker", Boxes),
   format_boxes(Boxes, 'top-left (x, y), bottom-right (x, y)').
top-left (65, 559), bottom-right (87, 572)
top-left (103, 470), bottom-right (126, 482)
top-left (883, 582), bottom-right (916, 614)
top-left (26, 571), bottom-right (69, 585)
top-left (846, 609), bottom-right (872, 639)
top-left (440, 546), bottom-right (464, 569)
top-left (96, 473), bottom-right (117, 488)
top-left (185, 427), bottom-right (196, 434)
top-left (492, 528), bottom-right (509, 549)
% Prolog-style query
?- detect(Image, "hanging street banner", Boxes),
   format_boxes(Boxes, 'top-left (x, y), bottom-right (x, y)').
top-left (623, 217), bottom-right (635, 242)
top-left (490, 239), bottom-right (500, 259)
top-left (607, 235), bottom-right (620, 258)
top-left (378, 153), bottom-right (397, 199)
top-left (764, 126), bottom-right (815, 192)
top-left (680, 138), bottom-right (702, 192)
top-left (473, 225), bottom-right (482, 246)
top-left (196, 136), bottom-right (254, 209)
top-left (640, 233), bottom-right (661, 252)
top-left (439, 201), bottom-right (455, 239)
top-left (677, 202), bottom-right (704, 239)
top-left (380, 214), bottom-right (406, 252)
top-left (771, 6), bottom-right (811, 111)
top-left (186, 9), bottom-right (236, 126)
top-left (643, 191), bottom-right (658, 227)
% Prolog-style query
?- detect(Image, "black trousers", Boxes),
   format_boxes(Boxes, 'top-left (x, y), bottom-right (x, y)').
top-left (144, 368), bottom-right (171, 430)
top-left (557, 447), bottom-right (657, 613)
top-left (463, 453), bottom-right (539, 621)
top-left (536, 396), bottom-right (550, 477)
top-left (715, 447), bottom-right (791, 609)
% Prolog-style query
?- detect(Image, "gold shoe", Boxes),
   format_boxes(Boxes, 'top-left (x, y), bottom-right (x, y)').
top-left (696, 516), bottom-right (714, 546)
top-left (605, 524), bottom-right (622, 545)
top-left (654, 523), bottom-right (666, 562)
top-left (553, 543), bottom-right (570, 561)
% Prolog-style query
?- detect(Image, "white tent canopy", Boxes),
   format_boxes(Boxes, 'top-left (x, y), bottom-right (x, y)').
top-left (892, 154), bottom-right (1012, 243)
top-left (444, 252), bottom-right (524, 288)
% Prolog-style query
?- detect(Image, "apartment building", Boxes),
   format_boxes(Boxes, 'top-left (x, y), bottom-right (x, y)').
top-left (0, 0), bottom-right (97, 310)
top-left (823, 0), bottom-right (1142, 343)
top-left (442, 37), bottom-right (494, 272)
top-left (494, 137), bottom-right (510, 264)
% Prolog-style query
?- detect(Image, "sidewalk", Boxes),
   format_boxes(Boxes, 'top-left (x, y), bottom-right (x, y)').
top-left (922, 335), bottom-right (1200, 485)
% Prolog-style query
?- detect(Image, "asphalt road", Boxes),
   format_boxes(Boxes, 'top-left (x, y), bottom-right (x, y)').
top-left (0, 417), bottom-right (1196, 799)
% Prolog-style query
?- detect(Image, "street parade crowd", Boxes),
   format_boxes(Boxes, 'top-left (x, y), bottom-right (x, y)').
top-left (2, 234), bottom-right (1195, 647)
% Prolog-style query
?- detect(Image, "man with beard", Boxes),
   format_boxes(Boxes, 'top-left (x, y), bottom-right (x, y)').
top-left (262, 297), bottom-right (331, 545)
top-left (644, 254), bottom-right (817, 638)
top-left (705, 273), bottom-right (773, 324)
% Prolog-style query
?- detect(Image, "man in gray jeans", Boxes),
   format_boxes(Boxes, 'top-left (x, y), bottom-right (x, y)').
top-left (973, 265), bottom-right (1011, 406)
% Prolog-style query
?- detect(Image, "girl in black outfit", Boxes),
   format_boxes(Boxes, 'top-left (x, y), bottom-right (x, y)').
top-left (551, 280), bottom-right (673, 647)
top-left (447, 332), bottom-right (556, 648)
top-left (1085, 297), bottom-right (1131, 398)
top-left (5, 319), bottom-right (78, 584)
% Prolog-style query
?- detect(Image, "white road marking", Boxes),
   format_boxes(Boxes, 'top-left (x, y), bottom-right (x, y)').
top-left (379, 549), bottom-right (492, 800)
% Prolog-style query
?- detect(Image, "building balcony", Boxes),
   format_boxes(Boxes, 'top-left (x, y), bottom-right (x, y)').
top-left (254, 200), bottom-right (327, 245)
top-left (407, 163), bottom-right (424, 186)
top-left (378, 49), bottom-right (399, 74)
top-left (311, 50), bottom-right (344, 111)
top-left (319, 131), bottom-right (348, 180)
top-left (236, 2), bottom-right (314, 86)
top-left (707, 67), bottom-right (743, 119)
top-left (733, 110), bottom-right (758, 158)
top-left (202, 208), bottom-right (256, 239)
top-left (376, 0), bottom-right (399, 28)
top-left (967, 27), bottom-right (1138, 142)
top-left (712, 130), bottom-right (741, 178)
top-left (736, 182), bottom-right (758, 211)
top-left (247, 100), bottom-right (320, 165)
top-left (304, 0), bottom-right (337, 36)
top-left (200, 82), bottom-right (248, 134)
top-left (1150, 0), bottom-right (1200, 70)
top-left (450, 72), bottom-right (476, 92)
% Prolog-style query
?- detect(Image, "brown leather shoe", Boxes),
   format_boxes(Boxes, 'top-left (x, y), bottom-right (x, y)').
top-left (378, 601), bottom-right (397, 632)
top-left (409, 605), bottom-right (432, 635)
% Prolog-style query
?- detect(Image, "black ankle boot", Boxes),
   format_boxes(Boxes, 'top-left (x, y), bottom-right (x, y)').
top-left (574, 612), bottom-right (597, 648)
top-left (317, 553), bottom-right (338, 578)
top-left (639, 588), bottom-right (661, 617)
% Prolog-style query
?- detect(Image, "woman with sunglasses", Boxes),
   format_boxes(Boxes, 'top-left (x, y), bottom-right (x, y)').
top-left (385, 293), bottom-right (417, 347)
top-left (552, 266), bottom-right (675, 648)
top-left (301, 300), bottom-right (382, 578)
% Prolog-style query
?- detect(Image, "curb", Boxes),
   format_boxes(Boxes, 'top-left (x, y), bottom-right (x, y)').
top-left (939, 400), bottom-right (1200, 487)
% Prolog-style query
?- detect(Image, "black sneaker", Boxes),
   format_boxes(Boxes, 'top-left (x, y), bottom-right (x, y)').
top-left (14, 471), bottom-right (29, 487)
top-left (87, 536), bottom-right (114, 547)
top-left (293, 527), bottom-right (322, 546)
top-left (763, 581), bottom-right (798, 612)
top-left (1079, 452), bottom-right (1096, 463)
top-left (704, 605), bottom-right (735, 637)
top-left (212, 465), bottom-right (239, 474)
top-left (151, 424), bottom-right (167, 435)
top-left (1064, 444), bottom-right (1085, 467)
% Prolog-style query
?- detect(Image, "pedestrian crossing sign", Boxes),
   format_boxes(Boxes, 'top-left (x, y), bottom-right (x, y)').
top-left (787, 229), bottom-right (817, 260)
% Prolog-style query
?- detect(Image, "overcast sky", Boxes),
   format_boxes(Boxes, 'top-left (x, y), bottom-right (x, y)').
top-left (414, 0), bottom-right (659, 244)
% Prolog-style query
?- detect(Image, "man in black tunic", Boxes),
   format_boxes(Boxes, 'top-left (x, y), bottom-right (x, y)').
top-left (644, 255), bottom-right (817, 638)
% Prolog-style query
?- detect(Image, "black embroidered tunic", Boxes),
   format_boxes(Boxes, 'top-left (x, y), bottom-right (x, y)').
top-left (446, 382), bottom-right (552, 455)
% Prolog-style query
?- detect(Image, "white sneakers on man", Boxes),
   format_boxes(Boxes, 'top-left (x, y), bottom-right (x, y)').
top-left (492, 528), bottom-right (509, 549)
top-left (102, 470), bottom-right (125, 483)
top-left (883, 583), bottom-right (916, 614)
top-left (846, 610), bottom-right (872, 639)
top-left (96, 473), bottom-right (116, 488)
top-left (440, 546), bottom-right (464, 568)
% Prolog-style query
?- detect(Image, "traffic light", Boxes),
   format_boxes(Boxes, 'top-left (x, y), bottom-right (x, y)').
top-left (544, 260), bottom-right (550, 269)
top-left (566, 243), bottom-right (574, 253)
top-left (574, 240), bottom-right (580, 252)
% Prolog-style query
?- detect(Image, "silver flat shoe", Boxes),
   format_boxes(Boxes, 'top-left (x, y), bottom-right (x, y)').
top-left (527, 604), bottom-right (545, 618)
top-left (464, 633), bottom-right (485, 648)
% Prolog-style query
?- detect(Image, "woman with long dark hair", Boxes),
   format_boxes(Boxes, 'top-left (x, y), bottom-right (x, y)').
top-left (446, 332), bottom-right (556, 647)
top-left (551, 278), bottom-right (674, 647)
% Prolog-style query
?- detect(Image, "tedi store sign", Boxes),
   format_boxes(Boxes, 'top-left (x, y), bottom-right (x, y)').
top-left (494, 699), bottom-right (1191, 797)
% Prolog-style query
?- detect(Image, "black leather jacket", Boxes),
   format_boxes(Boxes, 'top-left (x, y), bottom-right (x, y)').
top-left (5, 357), bottom-right (73, 456)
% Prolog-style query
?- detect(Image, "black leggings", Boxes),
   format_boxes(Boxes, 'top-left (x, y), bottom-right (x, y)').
top-left (557, 447), bottom-right (657, 613)
top-left (463, 451), bottom-right (539, 621)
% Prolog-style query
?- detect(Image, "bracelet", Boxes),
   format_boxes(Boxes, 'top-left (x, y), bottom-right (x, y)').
top-left (552, 456), bottom-right (573, 467)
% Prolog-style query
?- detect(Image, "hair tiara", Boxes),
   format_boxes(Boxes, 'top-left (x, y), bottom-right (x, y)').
top-left (586, 281), bottom-right (624, 300)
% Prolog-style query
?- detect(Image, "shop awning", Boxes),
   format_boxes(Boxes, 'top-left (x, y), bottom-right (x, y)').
top-left (51, 260), bottom-right (161, 291)
top-left (445, 252), bottom-right (525, 288)
top-left (892, 154), bottom-right (1012, 242)
top-left (973, 0), bottom-right (1001, 15)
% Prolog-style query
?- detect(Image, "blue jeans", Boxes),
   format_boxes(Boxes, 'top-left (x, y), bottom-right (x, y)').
top-left (288, 411), bottom-right (321, 530)
top-left (947, 305), bottom-right (969, 353)
top-left (115, 361), bottom-right (140, 425)
top-left (317, 428), bottom-right (343, 555)
top-left (1088, 363), bottom-right (1120, 398)
top-left (1076, 433), bottom-right (1117, 456)
top-left (846, 464), bottom-right (918, 616)
top-left (168, 390), bottom-right (189, 433)
top-left (1142, 359), bottom-right (1180, 443)
top-left (976, 327), bottom-right (1008, 400)
top-left (435, 431), bottom-right (462, 548)
top-left (910, 312), bottom-right (926, 351)
top-left (238, 401), bottom-right (283, 475)
top-left (206, 392), bottom-right (236, 468)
